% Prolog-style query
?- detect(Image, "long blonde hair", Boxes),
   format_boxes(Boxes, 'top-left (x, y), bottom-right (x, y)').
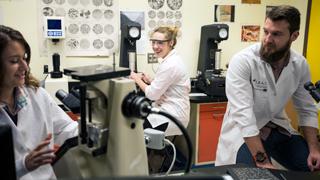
top-left (151, 26), bottom-right (179, 48)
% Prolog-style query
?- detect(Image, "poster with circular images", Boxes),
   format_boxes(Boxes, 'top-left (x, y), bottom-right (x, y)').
top-left (40, 0), bottom-right (119, 56)
top-left (147, 0), bottom-right (183, 36)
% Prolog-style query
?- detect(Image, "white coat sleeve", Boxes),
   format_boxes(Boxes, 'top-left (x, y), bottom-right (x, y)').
top-left (226, 54), bottom-right (260, 137)
top-left (15, 154), bottom-right (29, 178)
top-left (291, 60), bottom-right (318, 128)
top-left (42, 88), bottom-right (78, 145)
top-left (145, 63), bottom-right (177, 101)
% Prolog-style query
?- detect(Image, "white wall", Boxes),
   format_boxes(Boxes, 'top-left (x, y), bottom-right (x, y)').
top-left (0, 0), bottom-right (308, 80)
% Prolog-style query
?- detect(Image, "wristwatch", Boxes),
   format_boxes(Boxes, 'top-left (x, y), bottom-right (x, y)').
top-left (254, 151), bottom-right (267, 163)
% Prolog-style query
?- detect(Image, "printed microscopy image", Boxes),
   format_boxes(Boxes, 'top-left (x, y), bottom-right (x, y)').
top-left (104, 10), bottom-right (114, 19)
top-left (104, 39), bottom-right (114, 49)
top-left (157, 11), bottom-right (165, 19)
top-left (92, 9), bottom-right (103, 19)
top-left (67, 39), bottom-right (79, 49)
top-left (166, 11), bottom-right (173, 19)
top-left (68, 24), bottom-right (80, 34)
top-left (42, 0), bottom-right (53, 4)
top-left (55, 7), bottom-right (66, 16)
top-left (68, 0), bottom-right (79, 5)
top-left (104, 0), bottom-right (113, 7)
top-left (55, 0), bottom-right (66, 5)
top-left (167, 0), bottom-right (183, 10)
top-left (166, 20), bottom-right (174, 26)
top-left (148, 20), bottom-right (156, 28)
top-left (157, 20), bottom-right (165, 27)
top-left (175, 20), bottom-right (181, 28)
top-left (148, 0), bottom-right (164, 10)
top-left (80, 9), bottom-right (91, 19)
top-left (93, 0), bottom-right (103, 6)
top-left (93, 24), bottom-right (103, 34)
top-left (148, 10), bottom-right (156, 19)
top-left (104, 24), bottom-right (114, 35)
top-left (80, 39), bottom-right (90, 49)
top-left (43, 7), bottom-right (54, 16)
top-left (80, 24), bottom-right (91, 34)
top-left (93, 39), bottom-right (103, 49)
top-left (80, 0), bottom-right (90, 6)
top-left (68, 8), bottom-right (79, 19)
top-left (175, 11), bottom-right (182, 19)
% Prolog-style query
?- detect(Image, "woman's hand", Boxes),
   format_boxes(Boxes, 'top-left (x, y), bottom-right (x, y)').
top-left (129, 71), bottom-right (142, 82)
top-left (25, 134), bottom-right (56, 171)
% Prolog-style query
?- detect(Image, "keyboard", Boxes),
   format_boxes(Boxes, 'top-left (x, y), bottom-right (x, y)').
top-left (227, 167), bottom-right (280, 180)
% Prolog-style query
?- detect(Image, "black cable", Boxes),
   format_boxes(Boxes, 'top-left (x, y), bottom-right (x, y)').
top-left (149, 109), bottom-right (193, 174)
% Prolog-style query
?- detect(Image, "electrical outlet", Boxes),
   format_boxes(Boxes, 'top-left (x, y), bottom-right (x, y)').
top-left (147, 53), bottom-right (158, 63)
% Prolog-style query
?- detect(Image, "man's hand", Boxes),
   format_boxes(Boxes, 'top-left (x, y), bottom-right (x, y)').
top-left (256, 161), bottom-right (276, 169)
top-left (307, 147), bottom-right (320, 171)
top-left (25, 134), bottom-right (56, 171)
top-left (301, 126), bottom-right (320, 171)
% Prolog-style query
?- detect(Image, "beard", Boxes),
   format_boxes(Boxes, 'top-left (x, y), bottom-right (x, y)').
top-left (259, 40), bottom-right (291, 63)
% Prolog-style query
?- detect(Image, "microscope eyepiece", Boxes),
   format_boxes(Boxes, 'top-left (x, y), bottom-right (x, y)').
top-left (55, 89), bottom-right (80, 114)
top-left (56, 89), bottom-right (68, 101)
top-left (304, 81), bottom-right (320, 103)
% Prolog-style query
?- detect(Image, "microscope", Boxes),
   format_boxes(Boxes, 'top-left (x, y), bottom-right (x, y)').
top-left (53, 65), bottom-right (149, 178)
top-left (194, 24), bottom-right (229, 97)
top-left (304, 81), bottom-right (320, 108)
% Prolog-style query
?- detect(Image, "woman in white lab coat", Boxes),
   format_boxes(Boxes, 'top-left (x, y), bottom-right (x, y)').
top-left (0, 25), bottom-right (78, 179)
top-left (130, 26), bottom-right (190, 136)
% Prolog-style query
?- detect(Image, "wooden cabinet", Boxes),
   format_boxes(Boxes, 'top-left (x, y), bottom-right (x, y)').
top-left (188, 102), bottom-right (227, 166)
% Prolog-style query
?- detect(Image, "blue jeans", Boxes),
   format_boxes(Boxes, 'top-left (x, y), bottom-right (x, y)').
top-left (236, 128), bottom-right (310, 171)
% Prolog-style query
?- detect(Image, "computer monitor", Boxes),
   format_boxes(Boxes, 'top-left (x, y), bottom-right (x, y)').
top-left (0, 124), bottom-right (16, 179)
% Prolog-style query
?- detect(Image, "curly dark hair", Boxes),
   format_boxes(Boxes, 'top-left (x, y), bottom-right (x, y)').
top-left (0, 25), bottom-right (39, 89)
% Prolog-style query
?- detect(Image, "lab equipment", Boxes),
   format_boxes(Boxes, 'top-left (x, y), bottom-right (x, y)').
top-left (50, 53), bottom-right (63, 78)
top-left (304, 81), bottom-right (320, 103)
top-left (194, 24), bottom-right (229, 97)
top-left (53, 65), bottom-right (149, 178)
top-left (119, 14), bottom-right (141, 72)
top-left (43, 16), bottom-right (65, 39)
top-left (55, 89), bottom-right (80, 114)
top-left (0, 125), bottom-right (16, 180)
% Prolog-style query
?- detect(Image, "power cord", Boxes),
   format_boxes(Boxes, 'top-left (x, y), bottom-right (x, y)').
top-left (164, 139), bottom-right (176, 175)
top-left (144, 128), bottom-right (177, 175)
top-left (122, 93), bottom-right (193, 174)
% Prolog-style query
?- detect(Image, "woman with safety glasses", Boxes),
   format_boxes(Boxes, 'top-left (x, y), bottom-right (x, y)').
top-left (130, 26), bottom-right (190, 137)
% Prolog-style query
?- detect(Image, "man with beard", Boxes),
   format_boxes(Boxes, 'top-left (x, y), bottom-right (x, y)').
top-left (215, 5), bottom-right (320, 171)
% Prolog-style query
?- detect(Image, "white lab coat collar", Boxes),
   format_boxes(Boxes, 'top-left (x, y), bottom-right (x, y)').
top-left (158, 49), bottom-right (176, 64)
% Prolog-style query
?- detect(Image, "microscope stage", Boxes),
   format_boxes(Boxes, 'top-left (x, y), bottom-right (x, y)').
top-left (64, 64), bottom-right (130, 81)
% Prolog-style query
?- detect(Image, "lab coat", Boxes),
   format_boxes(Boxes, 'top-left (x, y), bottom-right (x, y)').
top-left (215, 43), bottom-right (318, 165)
top-left (145, 49), bottom-right (190, 136)
top-left (0, 86), bottom-right (78, 180)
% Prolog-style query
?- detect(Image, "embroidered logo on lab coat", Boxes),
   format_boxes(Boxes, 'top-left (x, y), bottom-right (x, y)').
top-left (252, 79), bottom-right (268, 92)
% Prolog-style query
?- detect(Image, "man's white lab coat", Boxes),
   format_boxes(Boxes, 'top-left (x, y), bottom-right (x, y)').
top-left (215, 43), bottom-right (318, 165)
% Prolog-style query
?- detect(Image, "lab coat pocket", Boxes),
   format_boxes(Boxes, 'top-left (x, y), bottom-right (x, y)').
top-left (252, 87), bottom-right (268, 113)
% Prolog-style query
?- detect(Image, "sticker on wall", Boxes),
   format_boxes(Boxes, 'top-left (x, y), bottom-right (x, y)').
top-left (39, 0), bottom-right (119, 56)
top-left (241, 0), bottom-right (261, 4)
top-left (241, 25), bottom-right (260, 42)
top-left (214, 5), bottom-right (235, 22)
